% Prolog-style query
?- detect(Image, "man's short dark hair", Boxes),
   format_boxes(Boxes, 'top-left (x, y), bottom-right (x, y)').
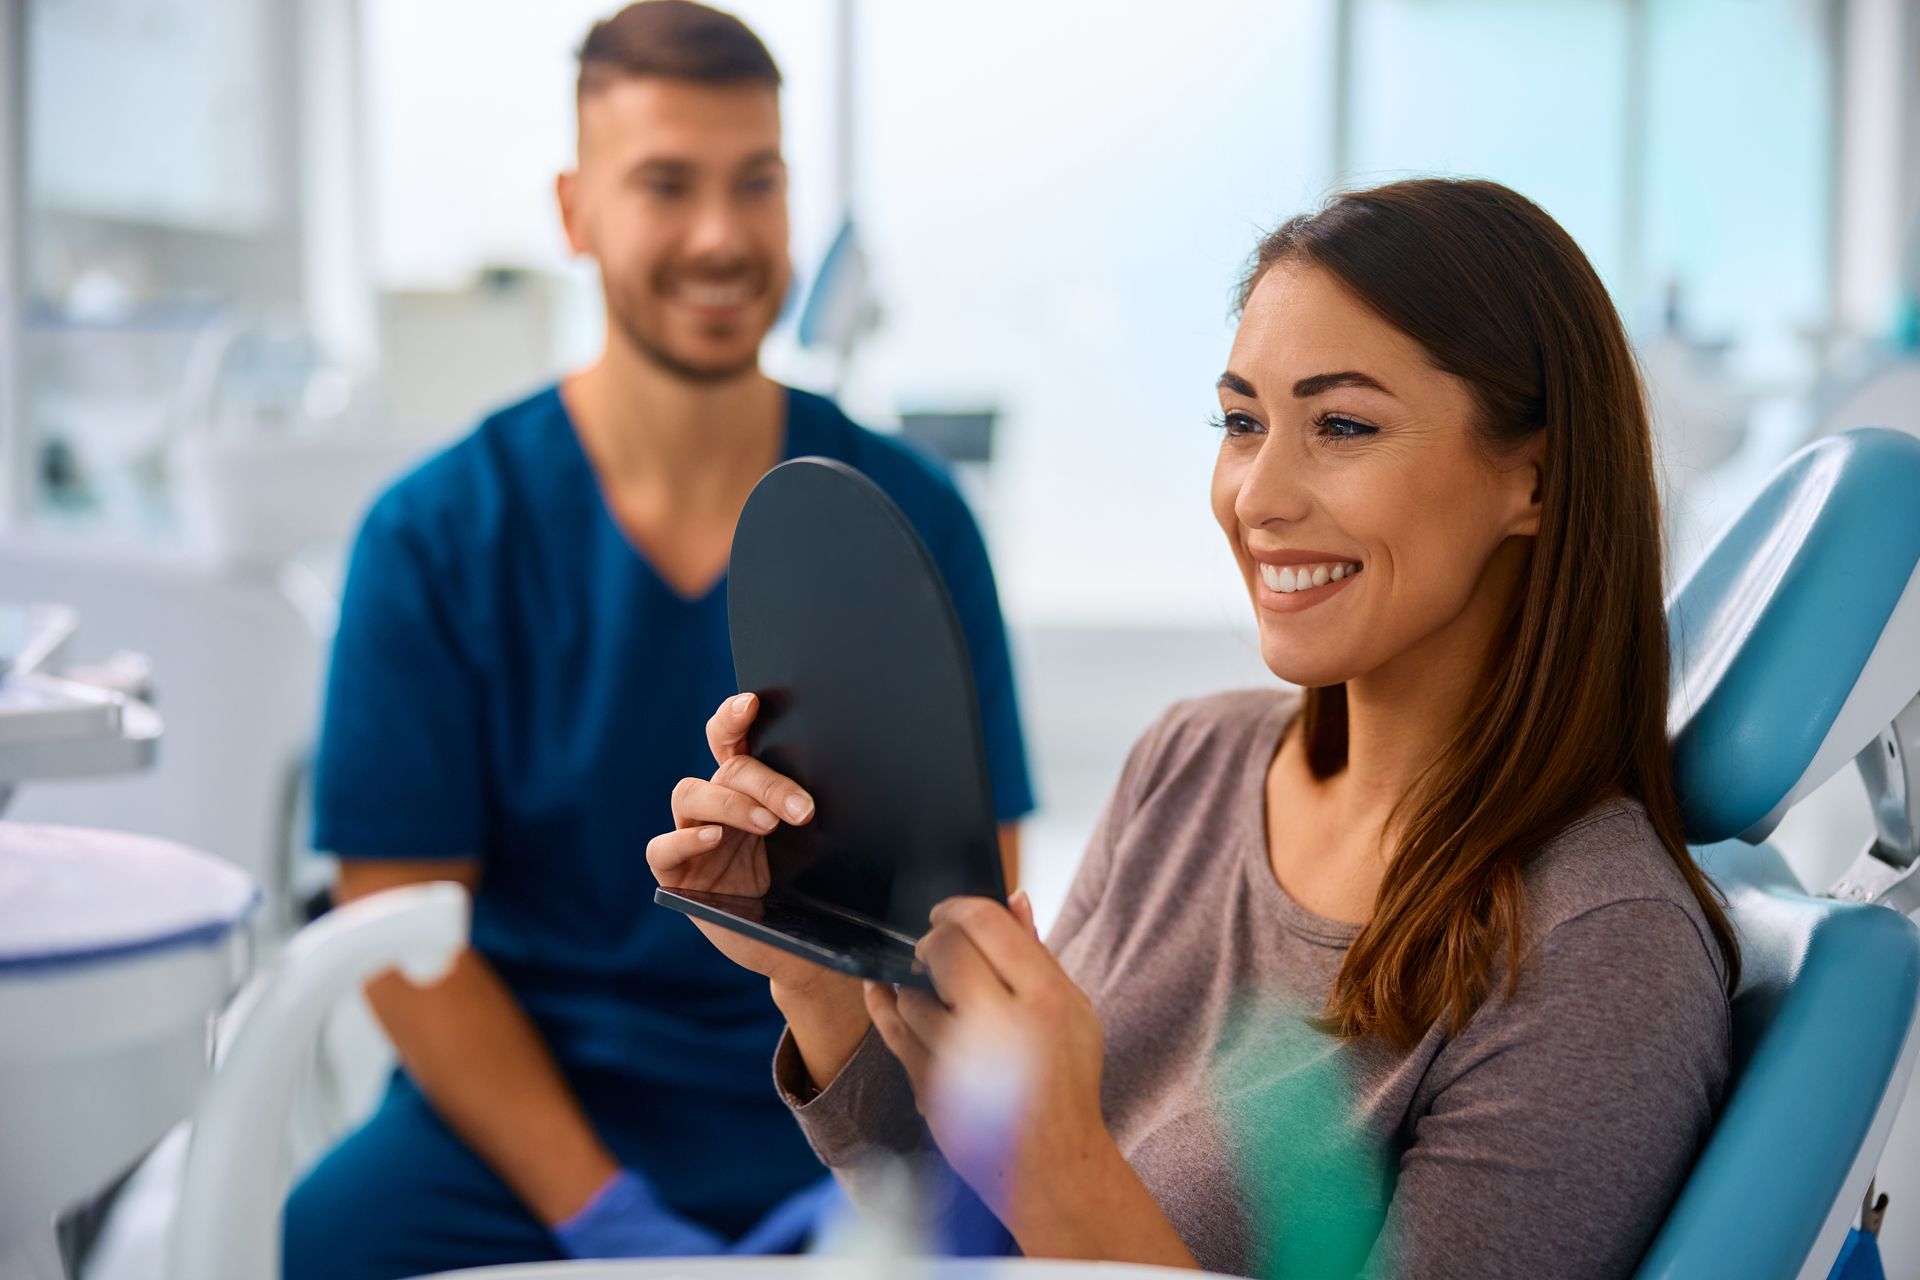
top-left (577, 1), bottom-right (782, 100)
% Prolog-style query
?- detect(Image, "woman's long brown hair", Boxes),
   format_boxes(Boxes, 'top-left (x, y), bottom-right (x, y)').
top-left (1239, 178), bottom-right (1739, 1048)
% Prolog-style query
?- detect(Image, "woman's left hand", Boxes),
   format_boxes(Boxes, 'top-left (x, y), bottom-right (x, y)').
top-left (864, 892), bottom-right (1112, 1237)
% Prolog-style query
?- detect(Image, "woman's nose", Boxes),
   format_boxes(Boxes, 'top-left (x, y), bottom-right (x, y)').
top-left (1234, 436), bottom-right (1313, 528)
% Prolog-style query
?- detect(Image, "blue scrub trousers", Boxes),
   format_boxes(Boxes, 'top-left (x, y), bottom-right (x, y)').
top-left (284, 1074), bottom-right (561, 1280)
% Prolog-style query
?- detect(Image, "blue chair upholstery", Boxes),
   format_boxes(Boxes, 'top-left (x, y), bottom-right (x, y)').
top-left (1638, 427), bottom-right (1920, 1279)
top-left (1668, 428), bottom-right (1920, 845)
top-left (1633, 840), bottom-right (1920, 1279)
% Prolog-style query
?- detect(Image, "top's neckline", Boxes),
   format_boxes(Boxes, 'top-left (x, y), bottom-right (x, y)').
top-left (1235, 690), bottom-right (1367, 950)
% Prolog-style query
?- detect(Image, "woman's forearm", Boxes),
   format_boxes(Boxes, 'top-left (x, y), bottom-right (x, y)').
top-left (770, 971), bottom-right (872, 1094)
top-left (1010, 1136), bottom-right (1201, 1269)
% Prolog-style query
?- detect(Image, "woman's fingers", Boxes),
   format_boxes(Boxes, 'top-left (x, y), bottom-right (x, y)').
top-left (670, 776), bottom-right (783, 834)
top-left (864, 980), bottom-right (932, 1092)
top-left (892, 984), bottom-right (955, 1051)
top-left (645, 824), bottom-right (725, 878)
top-left (699, 694), bottom-right (816, 823)
top-left (705, 692), bottom-right (760, 764)
top-left (917, 920), bottom-right (1013, 1014)
top-left (1009, 889), bottom-right (1038, 939)
top-left (928, 897), bottom-right (1056, 994)
top-left (711, 753), bottom-right (815, 825)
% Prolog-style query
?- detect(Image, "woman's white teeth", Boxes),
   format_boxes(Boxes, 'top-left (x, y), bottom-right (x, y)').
top-left (1258, 562), bottom-right (1361, 593)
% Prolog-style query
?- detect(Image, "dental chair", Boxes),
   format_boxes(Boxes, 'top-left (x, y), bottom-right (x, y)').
top-left (1635, 427), bottom-right (1920, 1280)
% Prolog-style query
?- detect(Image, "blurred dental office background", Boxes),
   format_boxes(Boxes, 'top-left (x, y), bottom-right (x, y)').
top-left (3, 0), bottom-right (1920, 1269)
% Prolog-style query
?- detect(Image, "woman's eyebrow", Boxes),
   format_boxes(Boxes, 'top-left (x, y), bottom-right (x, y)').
top-left (1292, 370), bottom-right (1393, 398)
top-left (1216, 371), bottom-right (1258, 397)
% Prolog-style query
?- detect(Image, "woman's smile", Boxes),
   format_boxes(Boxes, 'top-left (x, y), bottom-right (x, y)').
top-left (1249, 552), bottom-right (1365, 612)
top-left (1251, 564), bottom-right (1359, 614)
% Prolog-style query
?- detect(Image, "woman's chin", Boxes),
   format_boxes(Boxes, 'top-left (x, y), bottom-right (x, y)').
top-left (1256, 636), bottom-right (1359, 690)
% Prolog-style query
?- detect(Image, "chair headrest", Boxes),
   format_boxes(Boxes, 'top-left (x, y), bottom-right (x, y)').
top-left (1668, 428), bottom-right (1920, 844)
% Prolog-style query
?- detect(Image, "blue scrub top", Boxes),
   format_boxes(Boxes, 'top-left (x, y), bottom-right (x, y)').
top-left (313, 383), bottom-right (1034, 1102)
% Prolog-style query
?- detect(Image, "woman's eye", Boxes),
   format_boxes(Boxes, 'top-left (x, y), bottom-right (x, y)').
top-left (1316, 414), bottom-right (1378, 441)
top-left (1211, 412), bottom-right (1265, 438)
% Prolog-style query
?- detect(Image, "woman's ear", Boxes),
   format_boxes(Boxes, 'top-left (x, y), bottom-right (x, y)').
top-left (1507, 433), bottom-right (1546, 538)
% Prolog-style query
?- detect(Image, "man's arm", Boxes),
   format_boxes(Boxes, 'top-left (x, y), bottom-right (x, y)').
top-left (336, 858), bottom-right (618, 1227)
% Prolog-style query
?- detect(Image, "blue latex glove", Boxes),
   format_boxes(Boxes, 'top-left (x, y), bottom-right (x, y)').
top-left (551, 1169), bottom-right (726, 1260)
top-left (730, 1177), bottom-right (848, 1255)
top-left (926, 1167), bottom-right (1017, 1259)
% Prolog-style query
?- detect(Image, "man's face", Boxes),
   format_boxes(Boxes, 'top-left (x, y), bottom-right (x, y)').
top-left (560, 78), bottom-right (790, 383)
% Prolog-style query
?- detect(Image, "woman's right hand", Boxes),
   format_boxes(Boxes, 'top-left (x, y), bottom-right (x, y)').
top-left (652, 693), bottom-right (873, 1090)
top-left (647, 693), bottom-right (838, 992)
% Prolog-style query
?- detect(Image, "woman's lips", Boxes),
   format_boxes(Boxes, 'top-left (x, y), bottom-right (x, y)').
top-left (1253, 561), bottom-right (1362, 612)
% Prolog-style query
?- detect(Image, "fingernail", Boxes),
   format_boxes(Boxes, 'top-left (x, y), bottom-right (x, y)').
top-left (785, 794), bottom-right (813, 822)
top-left (699, 826), bottom-right (721, 844)
top-left (732, 693), bottom-right (754, 714)
top-left (750, 807), bottom-right (778, 830)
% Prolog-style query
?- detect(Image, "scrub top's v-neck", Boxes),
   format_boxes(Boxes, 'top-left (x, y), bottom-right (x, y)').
top-left (554, 382), bottom-right (792, 609)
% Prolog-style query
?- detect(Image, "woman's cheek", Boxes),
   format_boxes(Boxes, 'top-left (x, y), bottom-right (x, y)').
top-left (1210, 463), bottom-right (1246, 540)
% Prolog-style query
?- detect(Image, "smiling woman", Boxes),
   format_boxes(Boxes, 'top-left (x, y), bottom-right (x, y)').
top-left (652, 177), bottom-right (1741, 1280)
top-left (1219, 182), bottom-right (1739, 1046)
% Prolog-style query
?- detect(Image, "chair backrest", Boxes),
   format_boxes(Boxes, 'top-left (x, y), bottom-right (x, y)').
top-left (1633, 840), bottom-right (1920, 1280)
top-left (1641, 427), bottom-right (1920, 1278)
top-left (1667, 428), bottom-right (1920, 846)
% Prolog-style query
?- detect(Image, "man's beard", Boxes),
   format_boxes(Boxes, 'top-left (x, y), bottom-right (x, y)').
top-left (606, 278), bottom-right (770, 386)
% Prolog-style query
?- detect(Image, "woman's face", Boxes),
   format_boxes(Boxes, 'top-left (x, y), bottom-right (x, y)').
top-left (1212, 261), bottom-right (1542, 691)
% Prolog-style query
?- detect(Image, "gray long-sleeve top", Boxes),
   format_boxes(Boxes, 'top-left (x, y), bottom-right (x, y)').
top-left (775, 689), bottom-right (1732, 1279)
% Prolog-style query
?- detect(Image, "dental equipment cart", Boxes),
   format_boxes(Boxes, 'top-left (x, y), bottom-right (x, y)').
top-left (0, 608), bottom-right (471, 1280)
top-left (0, 605), bottom-right (158, 814)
